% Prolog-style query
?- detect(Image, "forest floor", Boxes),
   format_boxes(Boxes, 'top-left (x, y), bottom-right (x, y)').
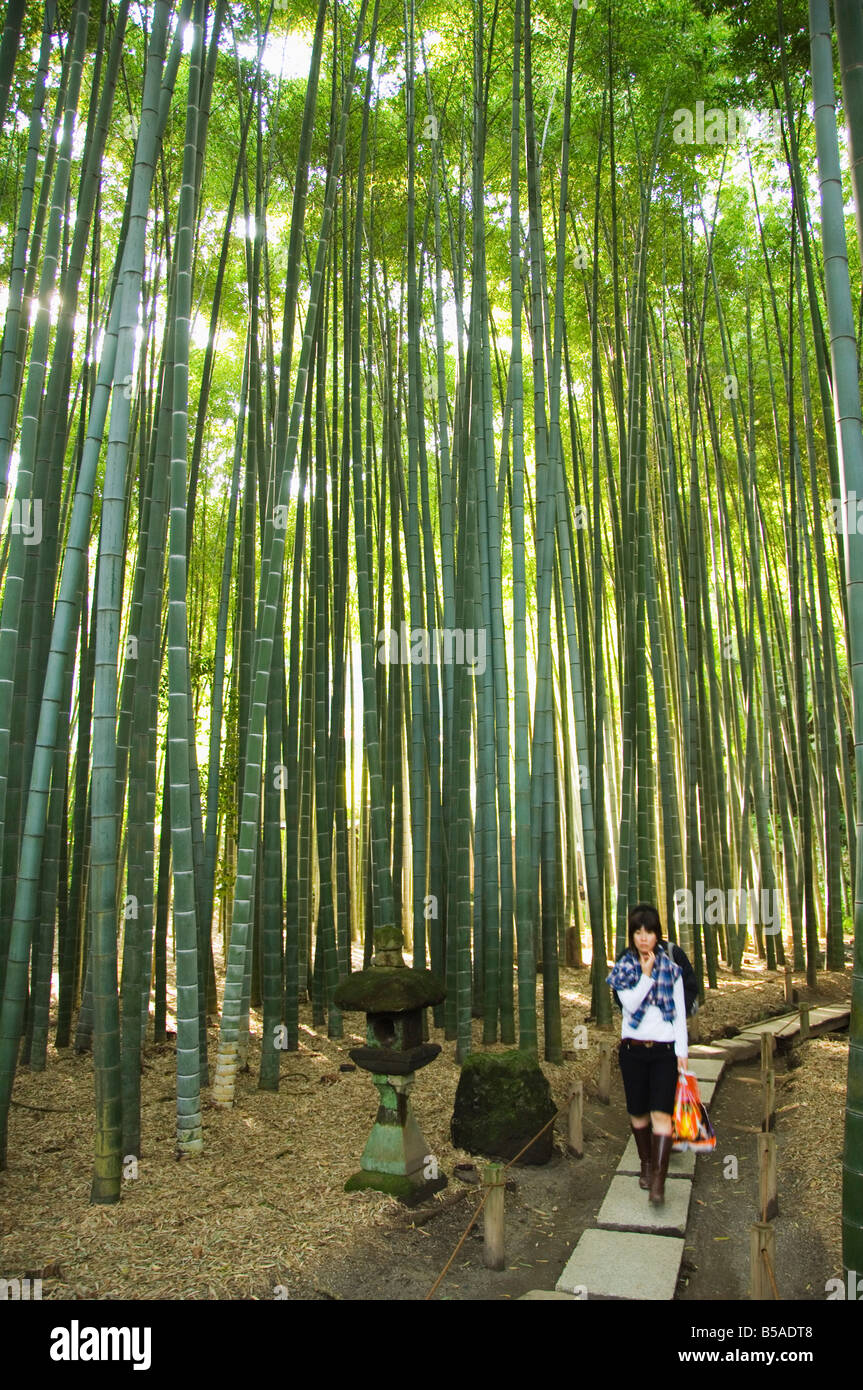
top-left (0, 949), bottom-right (851, 1301)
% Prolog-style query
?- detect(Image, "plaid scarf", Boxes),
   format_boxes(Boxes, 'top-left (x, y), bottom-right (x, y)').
top-left (606, 943), bottom-right (680, 1025)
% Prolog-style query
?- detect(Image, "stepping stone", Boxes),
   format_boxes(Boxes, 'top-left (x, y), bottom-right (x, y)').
top-left (717, 1037), bottom-right (762, 1061)
top-left (739, 1014), bottom-right (797, 1036)
top-left (556, 1228), bottom-right (685, 1300)
top-left (596, 1174), bottom-right (692, 1236)
top-left (773, 1018), bottom-right (801, 1038)
top-left (697, 1078), bottom-right (717, 1105)
top-left (689, 1058), bottom-right (724, 1081)
top-left (618, 1136), bottom-right (695, 1178)
top-left (519, 1289), bottom-right (581, 1300)
top-left (693, 1037), bottom-right (760, 1062)
top-left (736, 1030), bottom-right (777, 1054)
top-left (809, 1007), bottom-right (849, 1029)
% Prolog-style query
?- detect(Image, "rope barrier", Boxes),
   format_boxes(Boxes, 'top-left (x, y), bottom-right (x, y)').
top-left (424, 1107), bottom-right (565, 1300)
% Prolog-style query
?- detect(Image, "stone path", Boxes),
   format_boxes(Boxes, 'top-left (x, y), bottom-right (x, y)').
top-left (520, 1002), bottom-right (850, 1301)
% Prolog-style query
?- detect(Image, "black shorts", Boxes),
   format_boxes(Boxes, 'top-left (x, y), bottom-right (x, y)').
top-left (618, 1040), bottom-right (677, 1116)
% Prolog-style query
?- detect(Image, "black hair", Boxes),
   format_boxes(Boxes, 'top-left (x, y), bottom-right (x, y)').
top-left (627, 902), bottom-right (663, 953)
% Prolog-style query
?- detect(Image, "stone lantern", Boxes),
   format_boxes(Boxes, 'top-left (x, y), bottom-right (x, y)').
top-left (334, 961), bottom-right (447, 1204)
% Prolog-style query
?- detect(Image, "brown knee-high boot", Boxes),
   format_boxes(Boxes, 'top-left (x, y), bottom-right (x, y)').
top-left (648, 1134), bottom-right (673, 1205)
top-left (631, 1125), bottom-right (652, 1190)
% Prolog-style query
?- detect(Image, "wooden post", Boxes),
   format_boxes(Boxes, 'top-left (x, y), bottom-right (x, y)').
top-left (757, 1133), bottom-right (778, 1221)
top-left (761, 1065), bottom-right (775, 1134)
top-left (567, 1081), bottom-right (584, 1158)
top-left (783, 964), bottom-right (794, 1006)
top-left (482, 1163), bottom-right (505, 1271)
top-left (750, 1221), bottom-right (777, 1299)
top-left (799, 1001), bottom-right (810, 1041)
top-left (597, 1039), bottom-right (613, 1105)
top-left (760, 1033), bottom-right (774, 1131)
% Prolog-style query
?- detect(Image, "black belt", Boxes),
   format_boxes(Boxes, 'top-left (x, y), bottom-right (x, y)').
top-left (624, 1039), bottom-right (673, 1048)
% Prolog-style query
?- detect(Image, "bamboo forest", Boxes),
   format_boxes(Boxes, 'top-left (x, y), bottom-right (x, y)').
top-left (0, 0), bottom-right (861, 1319)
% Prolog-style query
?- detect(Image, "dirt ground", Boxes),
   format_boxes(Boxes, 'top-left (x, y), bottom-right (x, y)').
top-left (0, 953), bottom-right (851, 1301)
top-left (677, 1033), bottom-right (849, 1301)
top-left (281, 1088), bottom-right (632, 1301)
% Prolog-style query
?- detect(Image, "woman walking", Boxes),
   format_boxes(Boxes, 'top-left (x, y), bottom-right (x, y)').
top-left (606, 904), bottom-right (689, 1205)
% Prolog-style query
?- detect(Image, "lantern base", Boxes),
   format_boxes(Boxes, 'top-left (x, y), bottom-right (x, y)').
top-left (344, 1168), bottom-right (448, 1205)
top-left (343, 1071), bottom-right (448, 1204)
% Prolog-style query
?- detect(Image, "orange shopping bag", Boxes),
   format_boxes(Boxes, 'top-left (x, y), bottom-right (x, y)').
top-left (672, 1069), bottom-right (716, 1153)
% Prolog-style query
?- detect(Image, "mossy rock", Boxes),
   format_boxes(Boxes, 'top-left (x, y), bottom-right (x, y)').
top-left (450, 1049), bottom-right (556, 1165)
top-left (333, 966), bottom-right (445, 1014)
